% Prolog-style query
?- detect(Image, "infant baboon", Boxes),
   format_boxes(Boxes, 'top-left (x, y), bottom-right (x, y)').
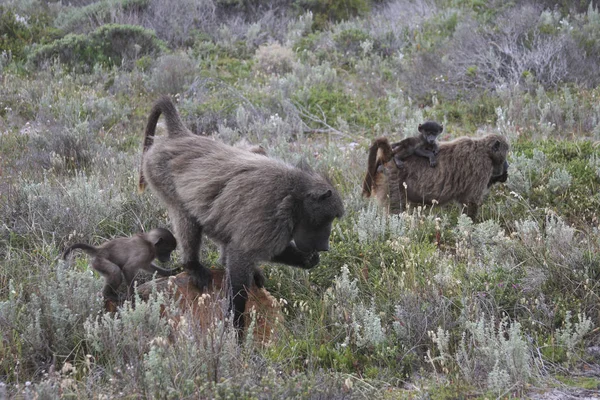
top-left (391, 121), bottom-right (443, 168)
top-left (63, 228), bottom-right (178, 301)
top-left (363, 134), bottom-right (509, 220)
top-left (139, 96), bottom-right (344, 334)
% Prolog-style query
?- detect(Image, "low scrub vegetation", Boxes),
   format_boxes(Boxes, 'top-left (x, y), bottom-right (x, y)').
top-left (1, 0), bottom-right (599, 398)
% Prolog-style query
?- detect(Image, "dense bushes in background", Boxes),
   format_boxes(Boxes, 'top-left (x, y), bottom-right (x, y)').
top-left (29, 24), bottom-right (164, 70)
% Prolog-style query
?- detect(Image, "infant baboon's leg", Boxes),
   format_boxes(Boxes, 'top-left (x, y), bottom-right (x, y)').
top-left (393, 156), bottom-right (405, 169)
top-left (92, 259), bottom-right (122, 301)
top-left (271, 243), bottom-right (320, 269)
top-left (171, 207), bottom-right (212, 288)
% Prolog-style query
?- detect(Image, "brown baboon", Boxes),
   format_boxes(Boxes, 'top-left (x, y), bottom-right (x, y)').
top-left (391, 121), bottom-right (443, 168)
top-left (138, 96), bottom-right (344, 334)
top-left (62, 228), bottom-right (179, 301)
top-left (363, 134), bottom-right (509, 220)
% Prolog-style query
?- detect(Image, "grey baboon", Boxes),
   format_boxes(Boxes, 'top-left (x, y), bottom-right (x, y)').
top-left (391, 121), bottom-right (443, 168)
top-left (138, 96), bottom-right (344, 333)
top-left (363, 134), bottom-right (509, 220)
top-left (62, 228), bottom-right (179, 301)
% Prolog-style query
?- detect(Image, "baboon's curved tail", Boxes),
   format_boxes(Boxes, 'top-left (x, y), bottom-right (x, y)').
top-left (139, 96), bottom-right (187, 192)
top-left (362, 137), bottom-right (393, 197)
top-left (62, 243), bottom-right (99, 260)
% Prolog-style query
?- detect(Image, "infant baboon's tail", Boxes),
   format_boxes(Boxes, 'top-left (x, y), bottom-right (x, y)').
top-left (62, 243), bottom-right (99, 260)
top-left (362, 137), bottom-right (393, 197)
top-left (139, 96), bottom-right (187, 192)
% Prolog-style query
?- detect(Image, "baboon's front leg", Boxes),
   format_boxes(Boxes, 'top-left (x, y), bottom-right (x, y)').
top-left (225, 249), bottom-right (256, 339)
top-left (466, 202), bottom-right (479, 221)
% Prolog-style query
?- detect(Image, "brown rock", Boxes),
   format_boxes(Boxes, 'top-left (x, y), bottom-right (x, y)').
top-left (106, 269), bottom-right (283, 345)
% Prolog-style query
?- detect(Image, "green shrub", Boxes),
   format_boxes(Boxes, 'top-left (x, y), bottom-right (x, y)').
top-left (29, 24), bottom-right (165, 71)
top-left (55, 0), bottom-right (151, 34)
top-left (148, 52), bottom-right (195, 94)
top-left (0, 6), bottom-right (60, 62)
top-left (254, 42), bottom-right (295, 75)
top-left (296, 0), bottom-right (371, 29)
top-left (333, 28), bottom-right (371, 56)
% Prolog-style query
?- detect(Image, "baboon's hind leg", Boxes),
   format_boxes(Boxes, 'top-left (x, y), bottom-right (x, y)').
top-left (170, 207), bottom-right (212, 289)
top-left (385, 164), bottom-right (403, 214)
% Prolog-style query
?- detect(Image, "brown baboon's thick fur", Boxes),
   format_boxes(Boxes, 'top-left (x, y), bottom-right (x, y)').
top-left (138, 96), bottom-right (344, 335)
top-left (363, 134), bottom-right (509, 219)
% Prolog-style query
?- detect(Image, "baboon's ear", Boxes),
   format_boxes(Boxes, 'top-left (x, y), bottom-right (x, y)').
top-left (440, 124), bottom-right (444, 132)
top-left (492, 140), bottom-right (501, 152)
top-left (318, 189), bottom-right (332, 201)
top-left (418, 123), bottom-right (423, 132)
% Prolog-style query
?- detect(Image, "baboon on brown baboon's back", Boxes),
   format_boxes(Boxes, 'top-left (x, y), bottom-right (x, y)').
top-left (390, 121), bottom-right (443, 168)
top-left (63, 228), bottom-right (178, 301)
top-left (138, 96), bottom-right (344, 334)
top-left (363, 134), bottom-right (509, 220)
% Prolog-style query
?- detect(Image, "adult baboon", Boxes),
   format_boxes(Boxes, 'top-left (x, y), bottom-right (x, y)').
top-left (63, 228), bottom-right (178, 301)
top-left (139, 96), bottom-right (344, 333)
top-left (363, 134), bottom-right (509, 220)
top-left (391, 121), bottom-right (443, 168)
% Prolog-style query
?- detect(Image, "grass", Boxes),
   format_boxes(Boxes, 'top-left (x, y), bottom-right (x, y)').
top-left (0, 0), bottom-right (599, 398)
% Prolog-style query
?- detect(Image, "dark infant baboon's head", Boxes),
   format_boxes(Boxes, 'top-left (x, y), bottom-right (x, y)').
top-left (418, 121), bottom-right (443, 145)
top-left (149, 228), bottom-right (177, 263)
top-left (294, 187), bottom-right (344, 254)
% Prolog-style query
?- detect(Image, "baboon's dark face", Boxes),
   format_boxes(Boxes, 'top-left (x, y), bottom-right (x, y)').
top-left (491, 160), bottom-right (509, 181)
top-left (418, 122), bottom-right (443, 145)
top-left (293, 188), bottom-right (344, 254)
top-left (294, 220), bottom-right (333, 253)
